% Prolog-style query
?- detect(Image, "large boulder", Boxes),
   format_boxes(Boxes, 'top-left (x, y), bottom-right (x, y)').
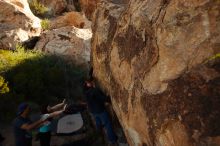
top-left (0, 0), bottom-right (41, 49)
top-left (91, 0), bottom-right (220, 146)
top-left (35, 26), bottom-right (92, 66)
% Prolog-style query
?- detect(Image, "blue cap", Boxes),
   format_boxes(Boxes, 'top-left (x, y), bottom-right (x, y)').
top-left (17, 103), bottom-right (29, 115)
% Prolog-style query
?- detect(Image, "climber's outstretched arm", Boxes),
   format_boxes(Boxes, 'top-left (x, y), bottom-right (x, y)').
top-left (42, 104), bottom-right (67, 120)
top-left (48, 99), bottom-right (66, 112)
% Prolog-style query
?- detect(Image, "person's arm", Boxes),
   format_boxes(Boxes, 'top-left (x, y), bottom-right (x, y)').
top-left (48, 104), bottom-right (67, 118)
top-left (78, 101), bottom-right (88, 110)
top-left (79, 101), bottom-right (87, 106)
top-left (48, 110), bottom-right (63, 118)
top-left (21, 119), bottom-right (44, 131)
top-left (48, 99), bottom-right (66, 112)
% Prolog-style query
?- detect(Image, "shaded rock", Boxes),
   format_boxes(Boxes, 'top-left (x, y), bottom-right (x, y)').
top-left (66, 4), bottom-right (76, 12)
top-left (0, 0), bottom-right (41, 49)
top-left (91, 0), bottom-right (220, 146)
top-left (207, 136), bottom-right (220, 146)
top-left (22, 36), bottom-right (40, 49)
top-left (35, 26), bottom-right (92, 66)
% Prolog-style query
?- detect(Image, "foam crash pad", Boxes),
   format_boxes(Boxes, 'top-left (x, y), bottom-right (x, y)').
top-left (57, 113), bottom-right (84, 134)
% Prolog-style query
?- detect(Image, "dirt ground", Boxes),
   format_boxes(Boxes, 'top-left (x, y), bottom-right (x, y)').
top-left (0, 124), bottom-right (89, 146)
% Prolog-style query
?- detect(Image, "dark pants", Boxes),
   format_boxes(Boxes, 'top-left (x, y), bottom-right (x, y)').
top-left (93, 111), bottom-right (117, 143)
top-left (15, 137), bottom-right (32, 146)
top-left (15, 139), bottom-right (32, 146)
top-left (39, 132), bottom-right (51, 146)
top-left (0, 134), bottom-right (4, 146)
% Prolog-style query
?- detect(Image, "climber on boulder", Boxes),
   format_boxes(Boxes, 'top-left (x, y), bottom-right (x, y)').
top-left (83, 79), bottom-right (117, 145)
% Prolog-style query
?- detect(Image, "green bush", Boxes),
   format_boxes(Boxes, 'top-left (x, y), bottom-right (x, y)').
top-left (41, 19), bottom-right (50, 30)
top-left (29, 0), bottom-right (49, 17)
top-left (0, 44), bottom-right (41, 72)
top-left (0, 76), bottom-right (9, 94)
top-left (0, 49), bottom-right (87, 122)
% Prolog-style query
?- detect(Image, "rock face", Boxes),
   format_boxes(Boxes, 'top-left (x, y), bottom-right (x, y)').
top-left (91, 0), bottom-right (220, 146)
top-left (79, 0), bottom-right (99, 20)
top-left (35, 26), bottom-right (92, 66)
top-left (0, 0), bottom-right (41, 49)
top-left (39, 0), bottom-right (67, 15)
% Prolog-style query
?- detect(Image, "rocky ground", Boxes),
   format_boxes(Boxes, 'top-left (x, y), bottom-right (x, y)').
top-left (0, 112), bottom-right (128, 146)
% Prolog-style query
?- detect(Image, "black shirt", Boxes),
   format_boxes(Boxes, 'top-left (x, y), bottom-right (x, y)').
top-left (85, 87), bottom-right (108, 114)
top-left (13, 116), bottom-right (32, 146)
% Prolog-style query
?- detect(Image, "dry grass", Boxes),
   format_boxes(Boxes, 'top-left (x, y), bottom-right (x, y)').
top-left (50, 12), bottom-right (85, 29)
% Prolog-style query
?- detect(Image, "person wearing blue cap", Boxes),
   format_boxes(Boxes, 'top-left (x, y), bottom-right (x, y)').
top-left (13, 103), bottom-right (46, 146)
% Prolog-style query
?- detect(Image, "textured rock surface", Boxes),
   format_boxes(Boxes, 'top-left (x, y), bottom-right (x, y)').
top-left (79, 0), bottom-right (98, 20)
top-left (91, 0), bottom-right (220, 146)
top-left (79, 0), bottom-right (129, 20)
top-left (35, 26), bottom-right (92, 66)
top-left (66, 4), bottom-right (76, 12)
top-left (0, 0), bottom-right (41, 49)
top-left (39, 0), bottom-right (67, 15)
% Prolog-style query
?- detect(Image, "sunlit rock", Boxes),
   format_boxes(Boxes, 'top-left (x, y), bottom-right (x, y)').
top-left (0, 0), bottom-right (41, 49)
top-left (35, 26), bottom-right (92, 66)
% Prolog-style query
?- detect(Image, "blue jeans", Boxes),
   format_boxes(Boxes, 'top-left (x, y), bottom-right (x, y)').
top-left (93, 111), bottom-right (117, 143)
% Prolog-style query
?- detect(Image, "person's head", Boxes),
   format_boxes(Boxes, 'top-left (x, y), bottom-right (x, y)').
top-left (83, 79), bottom-right (95, 91)
top-left (17, 103), bottom-right (30, 117)
top-left (85, 80), bottom-right (93, 87)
